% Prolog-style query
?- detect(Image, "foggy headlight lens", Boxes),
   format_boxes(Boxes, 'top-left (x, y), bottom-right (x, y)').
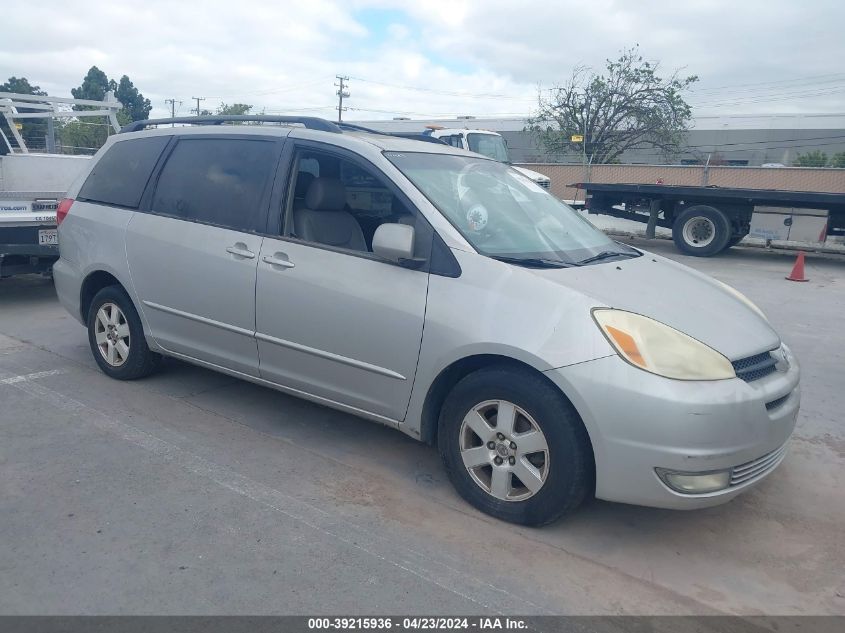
top-left (656, 468), bottom-right (731, 494)
top-left (592, 309), bottom-right (736, 380)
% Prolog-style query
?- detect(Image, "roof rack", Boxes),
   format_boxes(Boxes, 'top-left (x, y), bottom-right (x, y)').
top-left (120, 115), bottom-right (450, 146)
top-left (336, 123), bottom-right (446, 144)
top-left (386, 132), bottom-right (448, 145)
top-left (336, 122), bottom-right (390, 135)
top-left (121, 115), bottom-right (342, 134)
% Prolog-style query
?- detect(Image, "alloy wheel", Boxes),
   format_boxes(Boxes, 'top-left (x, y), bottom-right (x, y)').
top-left (94, 302), bottom-right (130, 367)
top-left (458, 399), bottom-right (550, 502)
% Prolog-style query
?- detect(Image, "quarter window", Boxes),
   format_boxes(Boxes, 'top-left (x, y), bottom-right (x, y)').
top-left (78, 136), bottom-right (169, 209)
top-left (152, 138), bottom-right (276, 231)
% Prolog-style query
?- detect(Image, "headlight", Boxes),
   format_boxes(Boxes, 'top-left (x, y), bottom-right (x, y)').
top-left (592, 309), bottom-right (735, 380)
top-left (714, 280), bottom-right (769, 322)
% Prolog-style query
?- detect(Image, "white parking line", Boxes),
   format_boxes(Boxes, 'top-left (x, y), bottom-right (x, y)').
top-left (0, 368), bottom-right (65, 385)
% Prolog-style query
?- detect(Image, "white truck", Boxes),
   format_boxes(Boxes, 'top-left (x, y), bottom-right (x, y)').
top-left (0, 153), bottom-right (91, 277)
top-left (1, 91), bottom-right (120, 277)
top-left (421, 126), bottom-right (552, 189)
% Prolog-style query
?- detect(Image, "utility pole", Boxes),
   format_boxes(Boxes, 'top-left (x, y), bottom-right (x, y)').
top-left (192, 96), bottom-right (205, 116)
top-left (164, 98), bottom-right (181, 126)
top-left (335, 76), bottom-right (350, 123)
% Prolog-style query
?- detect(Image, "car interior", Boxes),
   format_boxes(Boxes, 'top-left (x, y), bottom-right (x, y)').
top-left (287, 151), bottom-right (417, 254)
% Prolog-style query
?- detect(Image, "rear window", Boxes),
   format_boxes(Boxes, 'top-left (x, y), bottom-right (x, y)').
top-left (151, 138), bottom-right (276, 232)
top-left (78, 136), bottom-right (169, 208)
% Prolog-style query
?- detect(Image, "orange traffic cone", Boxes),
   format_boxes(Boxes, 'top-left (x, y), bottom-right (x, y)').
top-left (786, 252), bottom-right (809, 282)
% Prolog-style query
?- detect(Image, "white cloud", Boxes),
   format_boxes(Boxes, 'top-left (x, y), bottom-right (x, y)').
top-left (1, 0), bottom-right (842, 122)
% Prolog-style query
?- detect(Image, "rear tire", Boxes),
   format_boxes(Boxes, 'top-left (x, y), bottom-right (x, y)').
top-left (87, 285), bottom-right (161, 380)
top-left (438, 366), bottom-right (592, 526)
top-left (673, 205), bottom-right (731, 257)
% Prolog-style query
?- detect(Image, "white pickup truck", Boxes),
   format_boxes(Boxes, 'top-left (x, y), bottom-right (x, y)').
top-left (421, 127), bottom-right (552, 189)
top-left (0, 153), bottom-right (90, 277)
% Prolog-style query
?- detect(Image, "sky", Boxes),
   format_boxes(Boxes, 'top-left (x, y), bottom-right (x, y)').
top-left (1, 0), bottom-right (843, 122)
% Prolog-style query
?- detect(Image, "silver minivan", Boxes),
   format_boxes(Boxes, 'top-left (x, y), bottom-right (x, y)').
top-left (53, 116), bottom-right (800, 525)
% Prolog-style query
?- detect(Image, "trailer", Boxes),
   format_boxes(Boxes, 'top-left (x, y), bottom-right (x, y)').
top-left (575, 182), bottom-right (845, 256)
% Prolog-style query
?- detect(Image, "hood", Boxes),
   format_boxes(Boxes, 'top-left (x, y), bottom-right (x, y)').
top-left (512, 165), bottom-right (550, 182)
top-left (531, 251), bottom-right (780, 360)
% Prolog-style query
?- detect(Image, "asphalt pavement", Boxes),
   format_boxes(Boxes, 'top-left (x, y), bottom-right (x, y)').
top-left (1, 241), bottom-right (843, 615)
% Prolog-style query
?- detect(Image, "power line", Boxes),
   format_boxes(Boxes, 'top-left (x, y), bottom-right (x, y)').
top-left (348, 76), bottom-right (535, 101)
top-left (347, 106), bottom-right (531, 117)
top-left (689, 72), bottom-right (845, 94)
top-left (191, 96), bottom-right (205, 116)
top-left (201, 79), bottom-right (331, 99)
top-left (692, 87), bottom-right (845, 107)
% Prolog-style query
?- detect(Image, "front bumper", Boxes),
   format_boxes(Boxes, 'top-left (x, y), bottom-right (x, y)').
top-left (546, 345), bottom-right (800, 509)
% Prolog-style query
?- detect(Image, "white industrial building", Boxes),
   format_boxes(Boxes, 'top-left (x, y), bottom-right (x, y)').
top-left (354, 113), bottom-right (845, 166)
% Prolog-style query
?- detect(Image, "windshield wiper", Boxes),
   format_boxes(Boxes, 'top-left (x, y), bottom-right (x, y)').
top-left (491, 255), bottom-right (575, 269)
top-left (576, 250), bottom-right (640, 265)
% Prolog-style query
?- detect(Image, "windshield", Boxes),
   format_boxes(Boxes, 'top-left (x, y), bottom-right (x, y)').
top-left (466, 133), bottom-right (510, 163)
top-left (386, 153), bottom-right (639, 266)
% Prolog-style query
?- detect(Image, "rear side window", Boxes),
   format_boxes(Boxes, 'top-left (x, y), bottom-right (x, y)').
top-left (151, 138), bottom-right (276, 232)
top-left (78, 136), bottom-right (169, 208)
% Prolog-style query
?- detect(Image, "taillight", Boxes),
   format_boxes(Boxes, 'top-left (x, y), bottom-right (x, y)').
top-left (56, 198), bottom-right (74, 226)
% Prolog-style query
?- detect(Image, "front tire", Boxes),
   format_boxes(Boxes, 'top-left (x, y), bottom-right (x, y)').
top-left (438, 366), bottom-right (592, 526)
top-left (673, 205), bottom-right (731, 257)
top-left (87, 285), bottom-right (161, 380)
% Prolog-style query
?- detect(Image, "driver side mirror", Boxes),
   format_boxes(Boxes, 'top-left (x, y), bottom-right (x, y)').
top-left (372, 223), bottom-right (415, 263)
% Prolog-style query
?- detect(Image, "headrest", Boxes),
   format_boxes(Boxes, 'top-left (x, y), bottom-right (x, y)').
top-left (294, 172), bottom-right (315, 198)
top-left (305, 177), bottom-right (346, 211)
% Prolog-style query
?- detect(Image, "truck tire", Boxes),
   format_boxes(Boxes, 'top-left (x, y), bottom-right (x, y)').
top-left (673, 205), bottom-right (731, 257)
top-left (438, 366), bottom-right (592, 526)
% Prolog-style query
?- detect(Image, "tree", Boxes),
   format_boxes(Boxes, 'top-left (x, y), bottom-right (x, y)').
top-left (1, 76), bottom-right (49, 150)
top-left (828, 152), bottom-right (845, 168)
top-left (217, 103), bottom-right (253, 115)
top-left (527, 46), bottom-right (698, 164)
top-left (71, 67), bottom-right (150, 121)
top-left (59, 67), bottom-right (150, 153)
top-left (114, 75), bottom-right (152, 122)
top-left (71, 66), bottom-right (111, 104)
top-left (793, 150), bottom-right (829, 167)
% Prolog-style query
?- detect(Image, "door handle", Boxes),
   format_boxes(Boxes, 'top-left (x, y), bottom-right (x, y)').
top-left (226, 243), bottom-right (255, 259)
top-left (262, 254), bottom-right (295, 269)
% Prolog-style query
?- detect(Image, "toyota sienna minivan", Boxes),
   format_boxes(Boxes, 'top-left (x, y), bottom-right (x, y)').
top-left (53, 116), bottom-right (800, 526)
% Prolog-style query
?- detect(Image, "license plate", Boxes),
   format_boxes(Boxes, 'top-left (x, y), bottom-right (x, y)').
top-left (38, 229), bottom-right (58, 246)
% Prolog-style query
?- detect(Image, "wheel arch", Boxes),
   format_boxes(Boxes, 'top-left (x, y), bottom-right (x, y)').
top-left (418, 354), bottom-right (594, 451)
top-left (79, 269), bottom-right (130, 323)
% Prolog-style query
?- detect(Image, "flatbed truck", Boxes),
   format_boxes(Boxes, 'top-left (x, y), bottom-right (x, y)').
top-left (575, 182), bottom-right (845, 256)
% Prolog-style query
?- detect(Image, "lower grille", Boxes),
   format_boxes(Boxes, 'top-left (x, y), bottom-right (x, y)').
top-left (730, 443), bottom-right (787, 486)
top-left (732, 350), bottom-right (778, 382)
top-left (765, 393), bottom-right (790, 411)
top-left (538, 180), bottom-right (550, 189)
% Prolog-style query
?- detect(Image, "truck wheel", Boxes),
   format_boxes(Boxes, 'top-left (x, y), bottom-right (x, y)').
top-left (438, 366), bottom-right (592, 526)
top-left (87, 286), bottom-right (162, 380)
top-left (673, 205), bottom-right (731, 256)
